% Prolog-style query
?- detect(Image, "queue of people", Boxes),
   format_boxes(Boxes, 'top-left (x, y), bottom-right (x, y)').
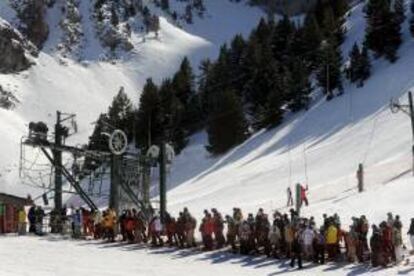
top-left (16, 204), bottom-right (414, 270)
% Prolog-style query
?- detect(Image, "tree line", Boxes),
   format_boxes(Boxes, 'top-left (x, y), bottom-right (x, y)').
top-left (86, 0), bottom-right (408, 166)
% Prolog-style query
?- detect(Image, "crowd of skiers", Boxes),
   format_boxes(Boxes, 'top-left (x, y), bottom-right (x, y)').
top-left (16, 203), bottom-right (414, 270)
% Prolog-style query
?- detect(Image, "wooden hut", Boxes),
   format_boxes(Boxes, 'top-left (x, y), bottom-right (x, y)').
top-left (0, 193), bottom-right (33, 233)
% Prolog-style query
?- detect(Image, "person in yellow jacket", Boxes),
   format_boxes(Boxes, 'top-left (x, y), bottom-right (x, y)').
top-left (325, 223), bottom-right (338, 260)
top-left (104, 209), bottom-right (117, 242)
top-left (18, 207), bottom-right (27, 235)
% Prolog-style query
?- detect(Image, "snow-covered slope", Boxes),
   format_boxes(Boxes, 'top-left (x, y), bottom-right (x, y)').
top-left (65, 2), bottom-right (414, 230)
top-left (162, 3), bottom-right (414, 227)
top-left (0, 0), bottom-right (263, 196)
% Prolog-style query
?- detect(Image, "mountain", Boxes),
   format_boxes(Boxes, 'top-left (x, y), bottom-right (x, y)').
top-left (0, 0), bottom-right (264, 196)
top-left (64, 1), bottom-right (414, 233)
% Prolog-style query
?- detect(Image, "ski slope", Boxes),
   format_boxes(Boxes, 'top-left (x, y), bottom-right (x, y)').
top-left (2, 233), bottom-right (413, 276)
top-left (162, 3), bottom-right (414, 227)
top-left (0, 0), bottom-right (263, 197)
top-left (4, 2), bottom-right (414, 276)
top-left (63, 2), bottom-right (414, 228)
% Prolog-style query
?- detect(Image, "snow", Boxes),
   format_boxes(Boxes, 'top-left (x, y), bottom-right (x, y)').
top-left (1, 234), bottom-right (412, 276)
top-left (0, 0), bottom-right (264, 197)
top-left (4, 1), bottom-right (414, 275)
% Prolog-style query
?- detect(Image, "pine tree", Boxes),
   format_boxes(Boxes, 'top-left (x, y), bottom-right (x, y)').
top-left (331, 0), bottom-right (350, 19)
top-left (358, 45), bottom-right (371, 87)
top-left (317, 40), bottom-right (343, 100)
top-left (88, 113), bottom-right (110, 152)
top-left (206, 89), bottom-right (248, 154)
top-left (301, 13), bottom-right (323, 69)
top-left (244, 43), bottom-right (276, 118)
top-left (228, 34), bottom-right (247, 95)
top-left (411, 0), bottom-right (414, 37)
top-left (394, 0), bottom-right (406, 24)
top-left (161, 0), bottom-right (169, 10)
top-left (111, 6), bottom-right (119, 26)
top-left (185, 4), bottom-right (193, 24)
top-left (411, 16), bottom-right (414, 36)
top-left (253, 18), bottom-right (273, 46)
top-left (288, 59), bottom-right (312, 112)
top-left (272, 15), bottom-right (294, 62)
top-left (365, 0), bottom-right (402, 62)
top-left (172, 57), bottom-right (194, 105)
top-left (322, 6), bottom-right (345, 44)
top-left (347, 43), bottom-right (361, 83)
top-left (135, 78), bottom-right (163, 150)
top-left (107, 87), bottom-right (134, 139)
top-left (347, 43), bottom-right (371, 87)
top-left (159, 78), bottom-right (188, 153)
top-left (85, 113), bottom-right (110, 170)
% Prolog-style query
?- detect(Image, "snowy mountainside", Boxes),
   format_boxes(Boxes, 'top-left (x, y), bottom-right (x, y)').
top-left (160, 2), bottom-right (414, 226)
top-left (68, 2), bottom-right (414, 232)
top-left (0, 0), bottom-right (263, 196)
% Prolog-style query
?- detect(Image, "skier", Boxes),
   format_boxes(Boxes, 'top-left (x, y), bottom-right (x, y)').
top-left (28, 205), bottom-right (36, 233)
top-left (17, 207), bottom-right (27, 235)
top-left (268, 221), bottom-right (281, 258)
top-left (72, 209), bottom-right (82, 239)
top-left (176, 212), bottom-right (186, 248)
top-left (225, 215), bottom-right (237, 251)
top-left (199, 213), bottom-right (214, 251)
top-left (407, 218), bottom-right (414, 251)
top-left (165, 212), bottom-right (178, 246)
top-left (290, 232), bottom-right (303, 269)
top-left (125, 210), bottom-right (135, 243)
top-left (255, 209), bottom-right (270, 254)
top-left (92, 209), bottom-right (103, 239)
top-left (325, 222), bottom-right (338, 261)
top-left (285, 222), bottom-right (295, 258)
top-left (119, 210), bottom-right (127, 241)
top-left (300, 184), bottom-right (309, 207)
top-left (313, 228), bottom-right (326, 264)
top-left (370, 225), bottom-right (381, 267)
top-left (34, 206), bottom-right (45, 236)
top-left (345, 225), bottom-right (358, 263)
top-left (149, 214), bottom-right (163, 247)
top-left (184, 210), bottom-right (197, 248)
top-left (233, 207), bottom-right (243, 243)
top-left (380, 221), bottom-right (393, 266)
top-left (211, 209), bottom-right (225, 248)
top-left (239, 220), bottom-right (252, 255)
top-left (82, 208), bottom-right (92, 237)
top-left (393, 218), bottom-right (403, 264)
top-left (301, 225), bottom-right (315, 260)
top-left (287, 187), bottom-right (293, 207)
top-left (357, 215), bottom-right (369, 262)
top-left (134, 210), bottom-right (147, 243)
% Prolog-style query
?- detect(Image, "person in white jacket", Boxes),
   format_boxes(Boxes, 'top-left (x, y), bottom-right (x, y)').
top-left (301, 226), bottom-right (315, 260)
top-left (268, 223), bottom-right (281, 258)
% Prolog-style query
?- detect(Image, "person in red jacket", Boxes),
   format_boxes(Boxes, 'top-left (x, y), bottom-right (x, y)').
top-left (81, 208), bottom-right (92, 236)
top-left (200, 212), bottom-right (214, 251)
top-left (125, 210), bottom-right (135, 243)
top-left (300, 184), bottom-right (309, 206)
